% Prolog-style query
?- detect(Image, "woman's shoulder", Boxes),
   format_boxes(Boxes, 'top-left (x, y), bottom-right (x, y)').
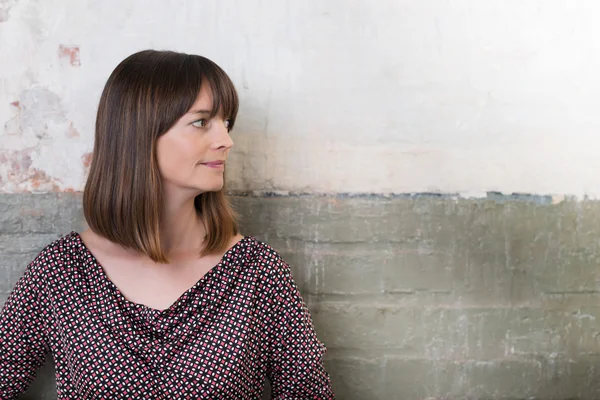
top-left (241, 235), bottom-right (286, 264)
top-left (28, 231), bottom-right (85, 272)
top-left (239, 235), bottom-right (293, 277)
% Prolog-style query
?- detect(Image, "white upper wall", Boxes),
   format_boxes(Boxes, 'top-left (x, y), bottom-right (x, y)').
top-left (1, 0), bottom-right (600, 196)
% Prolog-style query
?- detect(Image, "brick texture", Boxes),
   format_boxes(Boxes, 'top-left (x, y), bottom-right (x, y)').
top-left (1, 193), bottom-right (599, 399)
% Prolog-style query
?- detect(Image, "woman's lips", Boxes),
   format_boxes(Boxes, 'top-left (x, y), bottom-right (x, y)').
top-left (201, 161), bottom-right (225, 169)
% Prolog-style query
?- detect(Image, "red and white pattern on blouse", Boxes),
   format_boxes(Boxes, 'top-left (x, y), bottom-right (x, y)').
top-left (0, 232), bottom-right (334, 399)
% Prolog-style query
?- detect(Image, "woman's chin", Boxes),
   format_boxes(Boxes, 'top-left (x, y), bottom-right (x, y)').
top-left (194, 181), bottom-right (225, 194)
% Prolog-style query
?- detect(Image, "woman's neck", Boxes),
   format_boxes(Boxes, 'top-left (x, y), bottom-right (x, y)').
top-left (159, 196), bottom-right (206, 254)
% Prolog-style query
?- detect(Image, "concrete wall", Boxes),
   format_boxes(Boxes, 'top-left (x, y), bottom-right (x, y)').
top-left (2, 1), bottom-right (600, 399)
top-left (3, 0), bottom-right (600, 196)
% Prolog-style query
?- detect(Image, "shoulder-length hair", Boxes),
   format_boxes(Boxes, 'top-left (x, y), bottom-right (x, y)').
top-left (83, 50), bottom-right (239, 263)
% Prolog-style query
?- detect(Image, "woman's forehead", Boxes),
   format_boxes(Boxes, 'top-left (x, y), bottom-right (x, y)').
top-left (184, 85), bottom-right (227, 118)
top-left (190, 85), bottom-right (214, 109)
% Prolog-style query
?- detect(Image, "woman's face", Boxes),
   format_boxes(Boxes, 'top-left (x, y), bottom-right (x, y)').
top-left (156, 85), bottom-right (234, 196)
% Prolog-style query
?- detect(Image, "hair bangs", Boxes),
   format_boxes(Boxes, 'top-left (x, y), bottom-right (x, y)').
top-left (190, 56), bottom-right (239, 130)
top-left (152, 55), bottom-right (203, 136)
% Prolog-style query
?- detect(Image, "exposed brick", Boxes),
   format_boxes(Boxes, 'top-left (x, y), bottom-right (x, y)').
top-left (311, 303), bottom-right (600, 361)
top-left (0, 251), bottom-right (40, 294)
top-left (304, 242), bottom-right (384, 295)
top-left (2, 193), bottom-right (600, 399)
top-left (384, 357), bottom-right (600, 399)
top-left (0, 193), bottom-right (85, 234)
top-left (232, 196), bottom-right (419, 244)
top-left (0, 233), bottom-right (60, 254)
top-left (310, 303), bottom-right (423, 355)
top-left (324, 356), bottom-right (385, 400)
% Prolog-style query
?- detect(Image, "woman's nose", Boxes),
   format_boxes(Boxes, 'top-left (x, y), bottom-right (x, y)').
top-left (213, 121), bottom-right (234, 150)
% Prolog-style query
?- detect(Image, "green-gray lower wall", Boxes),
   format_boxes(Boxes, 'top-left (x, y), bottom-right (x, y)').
top-left (1, 193), bottom-right (599, 399)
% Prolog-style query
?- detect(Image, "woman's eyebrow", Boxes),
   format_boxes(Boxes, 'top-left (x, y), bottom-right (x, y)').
top-left (188, 109), bottom-right (212, 115)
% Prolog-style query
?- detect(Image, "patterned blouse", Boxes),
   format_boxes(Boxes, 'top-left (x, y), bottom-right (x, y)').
top-left (0, 232), bottom-right (334, 399)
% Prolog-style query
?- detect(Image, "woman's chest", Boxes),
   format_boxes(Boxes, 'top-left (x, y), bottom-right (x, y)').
top-left (97, 254), bottom-right (224, 311)
top-left (49, 287), bottom-right (268, 398)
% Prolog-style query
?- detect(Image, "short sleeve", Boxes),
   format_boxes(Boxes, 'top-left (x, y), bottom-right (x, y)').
top-left (0, 249), bottom-right (50, 398)
top-left (266, 260), bottom-right (334, 399)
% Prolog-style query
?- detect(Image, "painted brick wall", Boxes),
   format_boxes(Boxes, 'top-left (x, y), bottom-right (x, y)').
top-left (2, 193), bottom-right (599, 399)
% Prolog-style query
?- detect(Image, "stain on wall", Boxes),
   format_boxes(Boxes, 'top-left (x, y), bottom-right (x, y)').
top-left (58, 45), bottom-right (80, 67)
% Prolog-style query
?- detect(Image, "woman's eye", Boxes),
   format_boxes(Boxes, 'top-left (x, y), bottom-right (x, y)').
top-left (192, 119), bottom-right (207, 128)
top-left (224, 119), bottom-right (231, 129)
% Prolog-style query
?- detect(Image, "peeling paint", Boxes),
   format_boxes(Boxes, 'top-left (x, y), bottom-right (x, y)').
top-left (552, 194), bottom-right (566, 205)
top-left (66, 122), bottom-right (79, 138)
top-left (29, 168), bottom-right (60, 191)
top-left (485, 192), bottom-right (554, 205)
top-left (58, 45), bottom-right (81, 67)
top-left (4, 101), bottom-right (21, 135)
top-left (0, 86), bottom-right (85, 192)
top-left (81, 151), bottom-right (92, 169)
top-left (0, 148), bottom-right (63, 192)
top-left (0, 148), bottom-right (33, 182)
top-left (228, 191), bottom-right (561, 204)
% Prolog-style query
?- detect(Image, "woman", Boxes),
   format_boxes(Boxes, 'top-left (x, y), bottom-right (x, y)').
top-left (0, 50), bottom-right (334, 399)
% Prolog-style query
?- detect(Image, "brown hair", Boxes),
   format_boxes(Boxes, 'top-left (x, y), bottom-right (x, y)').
top-left (83, 50), bottom-right (239, 263)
